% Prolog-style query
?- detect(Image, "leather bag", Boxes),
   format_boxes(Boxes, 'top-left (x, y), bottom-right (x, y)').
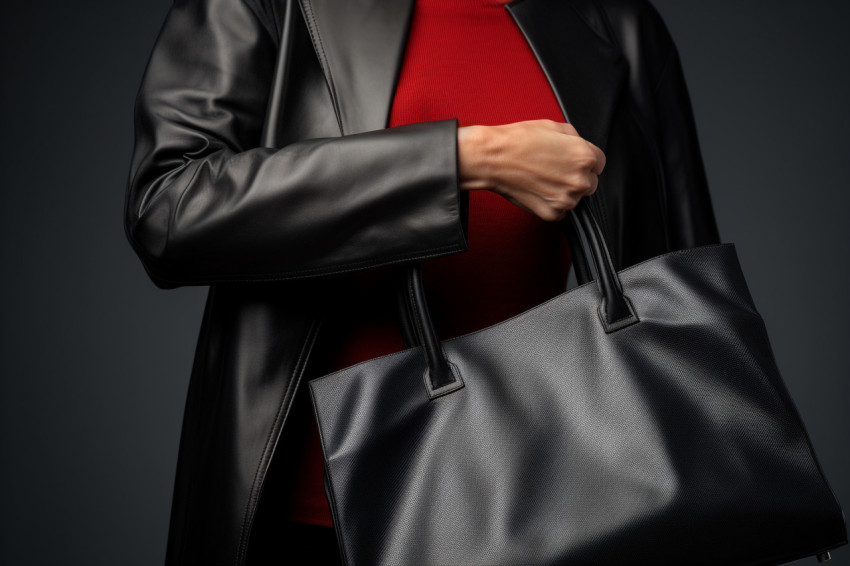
top-left (307, 198), bottom-right (847, 566)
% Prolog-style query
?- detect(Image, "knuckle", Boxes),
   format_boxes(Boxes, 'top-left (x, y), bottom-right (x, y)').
top-left (581, 146), bottom-right (598, 168)
top-left (533, 119), bottom-right (559, 131)
top-left (566, 172), bottom-right (592, 194)
top-left (554, 193), bottom-right (578, 212)
top-left (575, 157), bottom-right (594, 172)
top-left (597, 150), bottom-right (607, 172)
top-left (544, 208), bottom-right (567, 222)
top-left (571, 151), bottom-right (595, 171)
top-left (536, 206), bottom-right (557, 222)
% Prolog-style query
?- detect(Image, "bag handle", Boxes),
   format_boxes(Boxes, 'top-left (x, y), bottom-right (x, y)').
top-left (398, 197), bottom-right (639, 400)
top-left (257, 7), bottom-right (629, 396)
top-left (571, 199), bottom-right (640, 332)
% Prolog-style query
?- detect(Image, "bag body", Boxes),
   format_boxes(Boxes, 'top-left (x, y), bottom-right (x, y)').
top-left (309, 204), bottom-right (847, 565)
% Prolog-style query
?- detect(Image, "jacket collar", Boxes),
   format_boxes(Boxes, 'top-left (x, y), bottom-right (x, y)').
top-left (297, 0), bottom-right (627, 152)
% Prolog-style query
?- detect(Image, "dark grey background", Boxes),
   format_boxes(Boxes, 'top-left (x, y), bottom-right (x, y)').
top-left (1, 1), bottom-right (847, 564)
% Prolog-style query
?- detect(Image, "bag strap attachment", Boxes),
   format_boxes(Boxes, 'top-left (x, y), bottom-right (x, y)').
top-left (398, 198), bottom-right (639, 400)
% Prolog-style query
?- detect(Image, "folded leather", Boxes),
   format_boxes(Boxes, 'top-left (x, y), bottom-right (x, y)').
top-left (124, 0), bottom-right (469, 289)
top-left (124, 2), bottom-right (732, 564)
top-left (651, 40), bottom-right (718, 251)
top-left (591, 0), bottom-right (720, 263)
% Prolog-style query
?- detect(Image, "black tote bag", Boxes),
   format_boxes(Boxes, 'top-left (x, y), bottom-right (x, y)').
top-left (307, 199), bottom-right (847, 566)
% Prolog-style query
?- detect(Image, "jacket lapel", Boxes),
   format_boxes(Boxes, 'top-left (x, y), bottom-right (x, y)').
top-left (297, 0), bottom-right (627, 151)
top-left (296, 0), bottom-right (416, 136)
top-left (505, 0), bottom-right (627, 151)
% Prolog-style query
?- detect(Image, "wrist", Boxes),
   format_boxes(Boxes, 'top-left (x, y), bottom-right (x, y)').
top-left (457, 125), bottom-right (496, 191)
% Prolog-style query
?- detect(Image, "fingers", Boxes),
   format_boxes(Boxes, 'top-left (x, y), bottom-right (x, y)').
top-left (543, 119), bottom-right (606, 175)
top-left (527, 119), bottom-right (605, 200)
top-left (585, 140), bottom-right (606, 175)
top-left (498, 119), bottom-right (606, 222)
top-left (573, 170), bottom-right (598, 198)
top-left (527, 118), bottom-right (579, 136)
top-left (588, 171), bottom-right (599, 194)
top-left (557, 121), bottom-right (579, 136)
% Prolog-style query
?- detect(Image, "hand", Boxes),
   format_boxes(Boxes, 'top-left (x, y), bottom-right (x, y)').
top-left (457, 119), bottom-right (606, 222)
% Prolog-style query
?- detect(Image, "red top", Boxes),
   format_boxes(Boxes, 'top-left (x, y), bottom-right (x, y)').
top-left (283, 0), bottom-right (572, 526)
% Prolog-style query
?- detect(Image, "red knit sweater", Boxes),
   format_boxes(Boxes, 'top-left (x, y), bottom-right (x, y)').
top-left (283, 0), bottom-right (572, 527)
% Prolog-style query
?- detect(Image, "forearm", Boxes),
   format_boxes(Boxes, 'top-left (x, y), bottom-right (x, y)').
top-left (127, 120), bottom-right (469, 288)
top-left (124, 0), bottom-right (470, 289)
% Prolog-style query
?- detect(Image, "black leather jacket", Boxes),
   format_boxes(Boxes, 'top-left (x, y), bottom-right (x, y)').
top-left (124, 0), bottom-right (720, 563)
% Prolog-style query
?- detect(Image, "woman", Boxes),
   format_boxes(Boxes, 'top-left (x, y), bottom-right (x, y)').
top-left (124, 0), bottom-right (719, 563)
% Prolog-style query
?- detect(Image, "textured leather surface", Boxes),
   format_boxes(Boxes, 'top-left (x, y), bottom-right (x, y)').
top-left (124, 0), bottom-right (726, 563)
top-left (310, 242), bottom-right (847, 565)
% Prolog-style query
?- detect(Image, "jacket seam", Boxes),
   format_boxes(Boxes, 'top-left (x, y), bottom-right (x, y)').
top-left (298, 0), bottom-right (345, 135)
top-left (450, 118), bottom-right (470, 248)
top-left (205, 291), bottom-right (232, 566)
top-left (168, 285), bottom-right (232, 566)
top-left (142, 242), bottom-right (467, 287)
top-left (173, 286), bottom-right (216, 565)
top-left (234, 311), bottom-right (325, 565)
top-left (451, 194), bottom-right (467, 250)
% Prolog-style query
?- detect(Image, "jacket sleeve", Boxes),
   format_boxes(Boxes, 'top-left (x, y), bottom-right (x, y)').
top-left (124, 0), bottom-right (469, 289)
top-left (644, 1), bottom-right (721, 249)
